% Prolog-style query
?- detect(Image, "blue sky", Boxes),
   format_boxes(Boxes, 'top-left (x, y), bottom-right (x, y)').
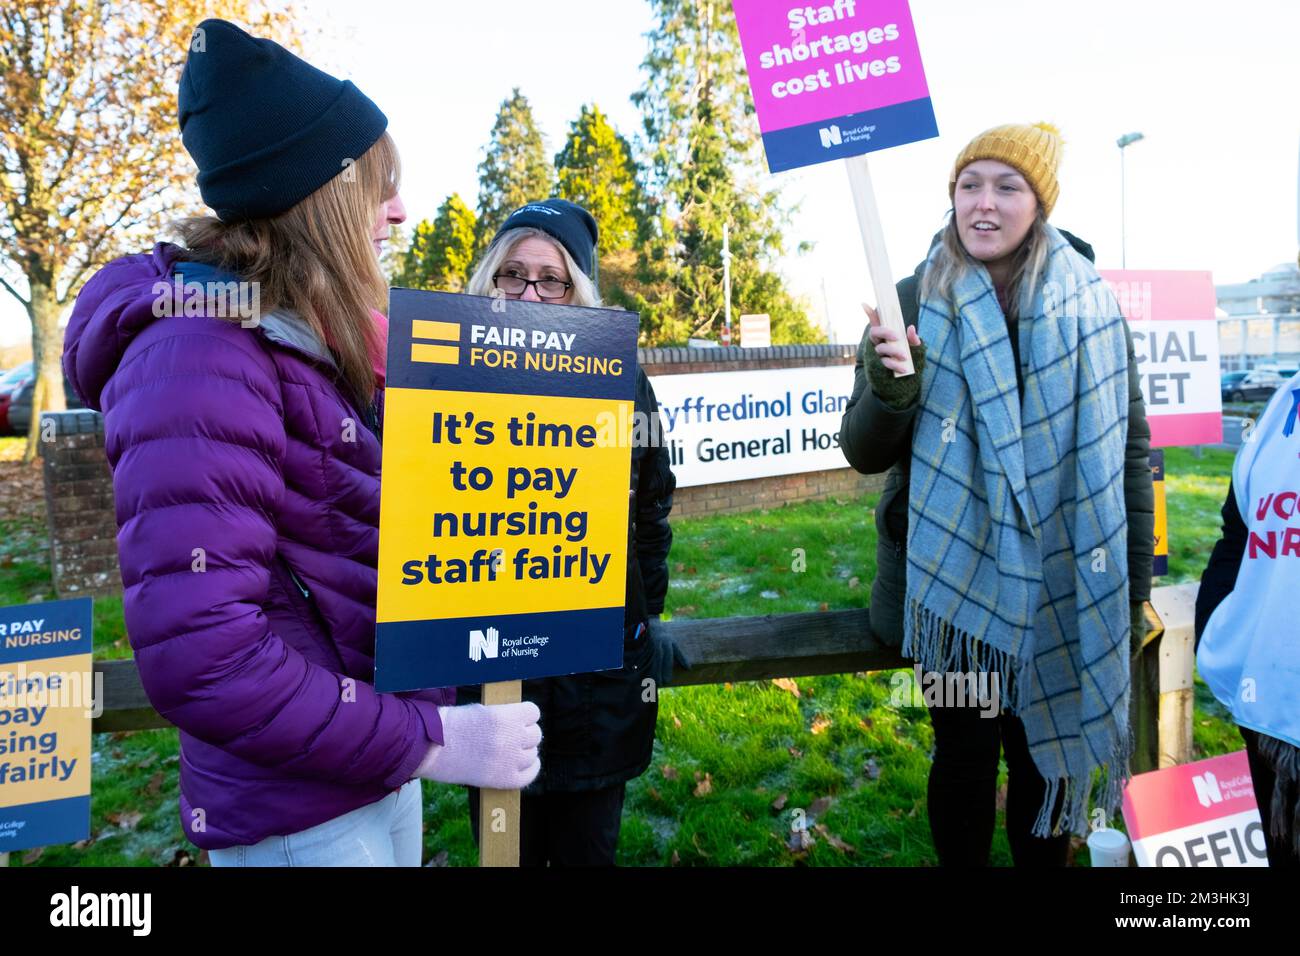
top-left (3, 0), bottom-right (1298, 348)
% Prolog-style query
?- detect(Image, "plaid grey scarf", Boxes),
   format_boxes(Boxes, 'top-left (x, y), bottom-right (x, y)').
top-left (905, 224), bottom-right (1132, 836)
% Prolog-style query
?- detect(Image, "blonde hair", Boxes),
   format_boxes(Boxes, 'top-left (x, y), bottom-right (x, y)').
top-left (169, 131), bottom-right (401, 405)
top-left (466, 227), bottom-right (601, 308)
top-left (920, 208), bottom-right (1051, 321)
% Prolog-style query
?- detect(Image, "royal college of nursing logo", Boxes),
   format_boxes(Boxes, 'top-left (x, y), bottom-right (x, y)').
top-left (1192, 770), bottom-right (1223, 809)
top-left (468, 626), bottom-right (499, 662)
top-left (818, 125), bottom-right (842, 148)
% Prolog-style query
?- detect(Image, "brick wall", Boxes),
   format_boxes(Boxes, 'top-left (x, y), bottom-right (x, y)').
top-left (39, 411), bottom-right (122, 598)
top-left (640, 343), bottom-right (884, 517)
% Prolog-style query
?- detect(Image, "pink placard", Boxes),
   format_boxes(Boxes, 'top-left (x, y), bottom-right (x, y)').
top-left (1122, 751), bottom-right (1267, 866)
top-left (1099, 269), bottom-right (1222, 448)
top-left (1099, 270), bottom-right (1217, 323)
top-left (732, 0), bottom-right (932, 133)
top-left (1123, 751), bottom-right (1257, 840)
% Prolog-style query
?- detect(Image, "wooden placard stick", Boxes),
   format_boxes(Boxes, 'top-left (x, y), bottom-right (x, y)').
top-left (844, 153), bottom-right (915, 377)
top-left (478, 679), bottom-right (522, 867)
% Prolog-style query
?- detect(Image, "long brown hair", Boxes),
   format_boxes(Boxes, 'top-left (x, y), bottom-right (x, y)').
top-left (170, 132), bottom-right (401, 405)
top-left (920, 208), bottom-right (1051, 321)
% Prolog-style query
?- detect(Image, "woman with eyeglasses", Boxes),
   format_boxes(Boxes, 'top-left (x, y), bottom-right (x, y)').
top-left (456, 199), bottom-right (681, 866)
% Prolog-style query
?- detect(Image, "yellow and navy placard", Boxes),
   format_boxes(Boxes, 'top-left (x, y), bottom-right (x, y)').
top-left (1151, 449), bottom-right (1167, 577)
top-left (374, 289), bottom-right (639, 692)
top-left (0, 597), bottom-right (93, 853)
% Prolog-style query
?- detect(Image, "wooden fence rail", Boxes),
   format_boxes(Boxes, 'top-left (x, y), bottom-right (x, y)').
top-left (0, 583), bottom-right (1201, 867)
top-left (87, 585), bottom-right (1200, 778)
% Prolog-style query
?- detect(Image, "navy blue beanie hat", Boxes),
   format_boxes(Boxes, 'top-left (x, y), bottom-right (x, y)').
top-left (494, 199), bottom-right (599, 282)
top-left (178, 19), bottom-right (388, 222)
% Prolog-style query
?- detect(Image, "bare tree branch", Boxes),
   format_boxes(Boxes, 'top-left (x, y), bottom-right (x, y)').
top-left (0, 272), bottom-right (29, 309)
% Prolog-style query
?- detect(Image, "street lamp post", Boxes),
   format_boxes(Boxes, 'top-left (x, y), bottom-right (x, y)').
top-left (1117, 131), bottom-right (1145, 268)
top-left (722, 221), bottom-right (732, 345)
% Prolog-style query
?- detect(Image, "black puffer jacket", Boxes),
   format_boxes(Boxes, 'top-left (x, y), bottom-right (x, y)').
top-left (460, 367), bottom-right (675, 792)
top-left (839, 229), bottom-right (1155, 646)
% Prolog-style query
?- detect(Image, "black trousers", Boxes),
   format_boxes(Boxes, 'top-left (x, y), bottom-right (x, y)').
top-left (926, 700), bottom-right (1070, 866)
top-left (467, 783), bottom-right (627, 867)
top-left (1240, 727), bottom-right (1300, 868)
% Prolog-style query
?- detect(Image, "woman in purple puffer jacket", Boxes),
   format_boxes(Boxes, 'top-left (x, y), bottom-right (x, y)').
top-left (62, 19), bottom-right (540, 866)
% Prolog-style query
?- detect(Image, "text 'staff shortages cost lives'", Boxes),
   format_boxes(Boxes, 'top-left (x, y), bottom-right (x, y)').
top-left (732, 0), bottom-right (938, 172)
top-left (374, 289), bottom-right (639, 691)
top-left (0, 597), bottom-right (93, 854)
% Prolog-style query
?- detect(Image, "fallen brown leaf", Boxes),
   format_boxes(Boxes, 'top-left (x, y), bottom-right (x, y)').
top-left (771, 677), bottom-right (801, 698)
top-left (23, 847), bottom-right (43, 864)
top-left (807, 796), bottom-right (833, 819)
top-left (771, 793), bottom-right (789, 812)
top-left (661, 765), bottom-right (679, 780)
top-left (813, 824), bottom-right (856, 854)
top-left (693, 772), bottom-right (713, 797)
top-left (810, 713), bottom-right (832, 735)
top-left (786, 828), bottom-right (814, 853)
top-left (106, 811), bottom-right (143, 831)
top-left (146, 771), bottom-right (165, 795)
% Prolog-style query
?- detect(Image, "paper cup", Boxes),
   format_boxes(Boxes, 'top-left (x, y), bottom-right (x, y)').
top-left (1087, 827), bottom-right (1132, 867)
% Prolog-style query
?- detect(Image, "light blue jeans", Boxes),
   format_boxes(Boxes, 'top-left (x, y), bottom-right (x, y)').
top-left (208, 780), bottom-right (423, 867)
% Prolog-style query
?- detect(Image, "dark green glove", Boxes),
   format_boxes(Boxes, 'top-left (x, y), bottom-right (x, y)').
top-left (648, 616), bottom-right (690, 689)
top-left (1130, 601), bottom-right (1150, 656)
top-left (866, 338), bottom-right (927, 411)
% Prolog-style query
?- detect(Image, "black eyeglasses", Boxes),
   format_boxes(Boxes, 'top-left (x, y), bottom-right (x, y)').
top-left (492, 272), bottom-right (573, 300)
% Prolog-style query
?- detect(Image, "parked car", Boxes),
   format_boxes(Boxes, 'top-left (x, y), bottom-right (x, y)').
top-left (5, 368), bottom-right (84, 435)
top-left (1221, 369), bottom-right (1284, 403)
top-left (1257, 365), bottom-right (1299, 381)
top-left (0, 361), bottom-right (33, 435)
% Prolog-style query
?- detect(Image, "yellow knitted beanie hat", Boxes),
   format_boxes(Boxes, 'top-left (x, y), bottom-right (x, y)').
top-left (948, 122), bottom-right (1063, 218)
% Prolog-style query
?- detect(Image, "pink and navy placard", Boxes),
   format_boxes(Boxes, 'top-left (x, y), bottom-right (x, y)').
top-left (732, 0), bottom-right (938, 172)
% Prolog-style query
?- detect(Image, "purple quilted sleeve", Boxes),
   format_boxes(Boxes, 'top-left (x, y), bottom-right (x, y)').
top-left (103, 322), bottom-right (439, 788)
